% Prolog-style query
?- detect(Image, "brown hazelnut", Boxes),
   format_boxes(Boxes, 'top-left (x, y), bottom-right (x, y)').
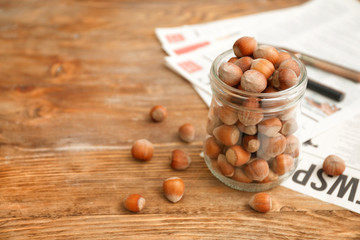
top-left (259, 133), bottom-right (286, 158)
top-left (243, 158), bottom-right (269, 181)
top-left (213, 125), bottom-right (240, 146)
top-left (278, 58), bottom-right (300, 76)
top-left (260, 169), bottom-right (279, 183)
top-left (217, 154), bottom-right (235, 177)
top-left (258, 117), bottom-right (282, 137)
top-left (250, 58), bottom-right (275, 79)
top-left (233, 36), bottom-right (257, 57)
top-left (236, 121), bottom-right (257, 135)
top-left (280, 118), bottom-right (298, 136)
top-left (225, 145), bottom-right (251, 167)
top-left (241, 70), bottom-right (267, 93)
top-left (249, 192), bottom-right (272, 213)
top-left (272, 154), bottom-right (294, 175)
top-left (170, 149), bottom-right (192, 170)
top-left (131, 139), bottom-right (154, 161)
top-left (234, 56), bottom-right (253, 72)
top-left (232, 167), bottom-right (253, 183)
top-left (163, 177), bottom-right (185, 203)
top-left (218, 105), bottom-right (238, 125)
top-left (242, 135), bottom-right (260, 153)
top-left (150, 105), bottom-right (167, 122)
top-left (275, 51), bottom-right (292, 68)
top-left (263, 86), bottom-right (278, 93)
top-left (227, 57), bottom-right (238, 63)
top-left (253, 45), bottom-right (279, 65)
top-left (238, 98), bottom-right (264, 126)
top-left (323, 155), bottom-right (346, 176)
top-left (218, 62), bottom-right (243, 87)
top-left (284, 134), bottom-right (299, 156)
top-left (206, 116), bottom-right (222, 135)
top-left (124, 194), bottom-right (146, 213)
top-left (179, 123), bottom-right (195, 143)
top-left (204, 136), bottom-right (222, 159)
top-left (272, 68), bottom-right (298, 90)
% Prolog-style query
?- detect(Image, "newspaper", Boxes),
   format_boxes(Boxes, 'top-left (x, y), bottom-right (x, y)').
top-left (155, 0), bottom-right (360, 213)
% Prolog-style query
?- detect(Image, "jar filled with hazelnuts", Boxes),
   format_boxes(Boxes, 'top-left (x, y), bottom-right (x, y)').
top-left (203, 36), bottom-right (308, 192)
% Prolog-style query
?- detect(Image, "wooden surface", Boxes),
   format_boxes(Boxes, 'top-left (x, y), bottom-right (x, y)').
top-left (1, 0), bottom-right (359, 239)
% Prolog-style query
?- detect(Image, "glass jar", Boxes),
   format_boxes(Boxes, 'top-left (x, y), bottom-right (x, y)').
top-left (203, 48), bottom-right (308, 192)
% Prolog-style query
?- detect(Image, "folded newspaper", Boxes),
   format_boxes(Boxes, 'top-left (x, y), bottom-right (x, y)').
top-left (155, 0), bottom-right (360, 213)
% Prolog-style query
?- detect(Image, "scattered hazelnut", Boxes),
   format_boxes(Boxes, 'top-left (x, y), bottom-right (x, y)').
top-left (272, 68), bottom-right (298, 90)
top-left (204, 136), bottom-right (222, 159)
top-left (226, 145), bottom-right (251, 167)
top-left (163, 177), bottom-right (185, 203)
top-left (131, 139), bottom-right (154, 161)
top-left (323, 155), bottom-right (346, 176)
top-left (234, 56), bottom-right (253, 72)
top-left (218, 105), bottom-right (238, 125)
top-left (213, 125), bottom-right (240, 146)
top-left (243, 158), bottom-right (269, 181)
top-left (275, 51), bottom-right (292, 68)
top-left (233, 36), bottom-right (257, 57)
top-left (236, 121), bottom-right (257, 135)
top-left (280, 118), bottom-right (298, 136)
top-left (179, 123), bottom-right (195, 143)
top-left (272, 154), bottom-right (294, 175)
top-left (218, 62), bottom-right (243, 86)
top-left (232, 167), bottom-right (252, 183)
top-left (253, 45), bottom-right (279, 65)
top-left (250, 58), bottom-right (275, 79)
top-left (258, 117), bottom-right (282, 137)
top-left (242, 135), bottom-right (260, 153)
top-left (249, 192), bottom-right (272, 213)
top-left (278, 58), bottom-right (300, 76)
top-left (241, 70), bottom-right (267, 93)
top-left (217, 154), bottom-right (235, 177)
top-left (150, 105), bottom-right (167, 122)
top-left (170, 149), bottom-right (192, 170)
top-left (123, 194), bottom-right (146, 213)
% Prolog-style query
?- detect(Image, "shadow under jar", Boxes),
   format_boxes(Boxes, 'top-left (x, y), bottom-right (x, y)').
top-left (204, 48), bottom-right (308, 192)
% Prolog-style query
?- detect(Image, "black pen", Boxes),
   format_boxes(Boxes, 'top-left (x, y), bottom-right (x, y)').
top-left (306, 78), bottom-right (345, 102)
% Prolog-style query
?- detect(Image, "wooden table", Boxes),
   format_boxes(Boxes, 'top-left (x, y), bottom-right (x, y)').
top-left (1, 0), bottom-right (359, 239)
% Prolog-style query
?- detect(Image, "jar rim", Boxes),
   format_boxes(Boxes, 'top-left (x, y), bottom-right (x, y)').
top-left (210, 48), bottom-right (308, 100)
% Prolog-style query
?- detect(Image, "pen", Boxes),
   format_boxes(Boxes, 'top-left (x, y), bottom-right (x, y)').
top-left (307, 78), bottom-right (345, 102)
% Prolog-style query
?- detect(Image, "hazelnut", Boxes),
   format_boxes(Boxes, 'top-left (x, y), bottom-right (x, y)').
top-left (218, 62), bottom-right (243, 87)
top-left (218, 105), bottom-right (238, 125)
top-left (278, 58), bottom-right (300, 76)
top-left (206, 116), bottom-right (222, 135)
top-left (263, 86), bottom-right (278, 93)
top-left (249, 192), bottom-right (272, 213)
top-left (259, 133), bottom-right (286, 158)
top-left (131, 139), bottom-right (154, 161)
top-left (280, 118), bottom-right (298, 136)
top-left (217, 154), bottom-right (235, 177)
top-left (275, 51), bottom-right (292, 68)
top-left (123, 194), bottom-right (146, 213)
top-left (323, 155), bottom-right (345, 176)
top-left (236, 121), bottom-right (257, 135)
top-left (284, 134), bottom-right (299, 156)
top-left (227, 57), bottom-right (238, 63)
top-left (150, 105), bottom-right (167, 122)
top-left (234, 56), bottom-right (253, 72)
top-left (179, 123), bottom-right (195, 143)
top-left (240, 70), bottom-right (267, 93)
top-left (260, 169), bottom-right (279, 183)
top-left (258, 117), bottom-right (282, 137)
top-left (232, 167), bottom-right (252, 183)
top-left (253, 45), bottom-right (279, 65)
top-left (272, 68), bottom-right (298, 90)
top-left (243, 158), bottom-right (269, 181)
top-left (204, 136), bottom-right (222, 159)
top-left (225, 145), bottom-right (251, 167)
top-left (170, 149), bottom-right (192, 170)
top-left (272, 154), bottom-right (294, 175)
top-left (250, 58), bottom-right (275, 79)
top-left (233, 36), bottom-right (257, 57)
top-left (238, 98), bottom-right (264, 126)
top-left (242, 135), bottom-right (260, 153)
top-left (213, 125), bottom-right (240, 146)
top-left (163, 177), bottom-right (185, 203)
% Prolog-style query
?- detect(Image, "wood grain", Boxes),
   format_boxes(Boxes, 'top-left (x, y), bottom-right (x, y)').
top-left (1, 0), bottom-right (359, 239)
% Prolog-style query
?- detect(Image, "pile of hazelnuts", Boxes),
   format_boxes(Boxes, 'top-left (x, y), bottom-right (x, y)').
top-left (204, 36), bottom-right (302, 186)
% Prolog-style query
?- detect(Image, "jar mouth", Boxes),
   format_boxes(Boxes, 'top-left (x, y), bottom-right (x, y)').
top-left (210, 48), bottom-right (308, 112)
